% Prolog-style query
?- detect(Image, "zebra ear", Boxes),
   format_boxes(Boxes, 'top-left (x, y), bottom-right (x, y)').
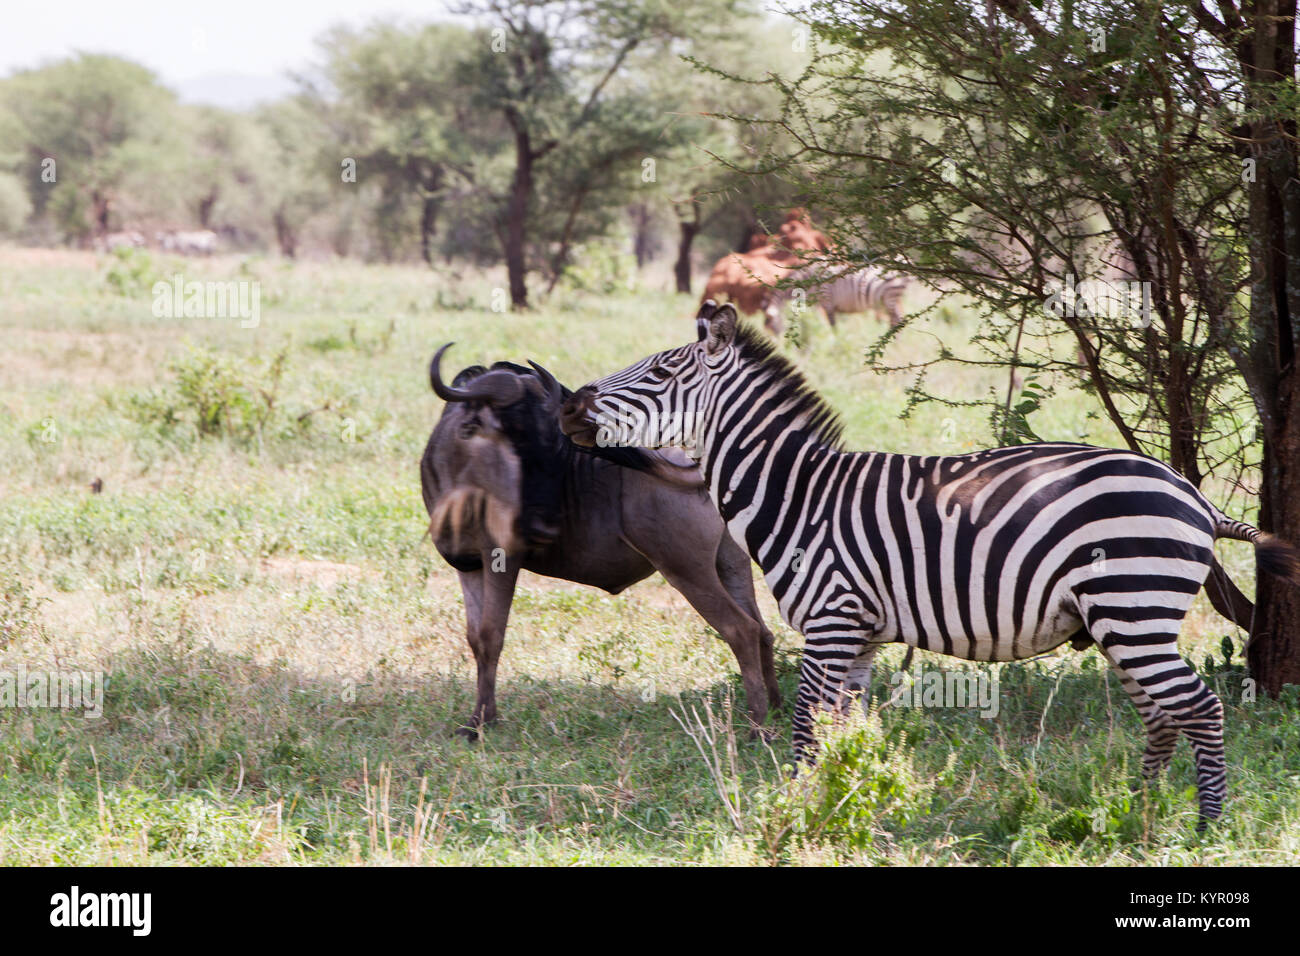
top-left (696, 299), bottom-right (718, 342)
top-left (705, 303), bottom-right (738, 354)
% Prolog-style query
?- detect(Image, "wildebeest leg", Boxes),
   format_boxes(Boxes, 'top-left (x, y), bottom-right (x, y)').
top-left (455, 569), bottom-right (485, 738)
top-left (456, 557), bottom-right (520, 740)
top-left (714, 533), bottom-right (782, 712)
top-left (649, 552), bottom-right (771, 731)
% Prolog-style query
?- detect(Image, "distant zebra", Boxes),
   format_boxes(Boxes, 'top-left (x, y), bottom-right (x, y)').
top-left (561, 301), bottom-right (1300, 829)
top-left (775, 265), bottom-right (909, 329)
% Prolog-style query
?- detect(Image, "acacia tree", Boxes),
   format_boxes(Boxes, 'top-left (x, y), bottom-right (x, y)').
top-left (257, 96), bottom-right (332, 258)
top-left (309, 21), bottom-right (499, 265)
top-left (0, 55), bottom-right (176, 240)
top-left (659, 20), bottom-right (814, 293)
top-left (173, 105), bottom-right (270, 237)
top-left (744, 0), bottom-right (1299, 690)
top-left (454, 0), bottom-right (749, 308)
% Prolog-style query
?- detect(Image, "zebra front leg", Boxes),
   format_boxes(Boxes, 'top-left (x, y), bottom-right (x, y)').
top-left (790, 633), bottom-right (864, 764)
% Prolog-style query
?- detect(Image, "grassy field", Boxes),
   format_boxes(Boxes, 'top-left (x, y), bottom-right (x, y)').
top-left (1, 246), bottom-right (1297, 865)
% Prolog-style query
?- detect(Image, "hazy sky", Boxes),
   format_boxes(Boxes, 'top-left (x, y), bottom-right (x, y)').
top-left (3, 0), bottom-right (459, 103)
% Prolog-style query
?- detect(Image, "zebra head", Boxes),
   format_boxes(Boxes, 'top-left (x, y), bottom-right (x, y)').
top-left (560, 300), bottom-right (740, 455)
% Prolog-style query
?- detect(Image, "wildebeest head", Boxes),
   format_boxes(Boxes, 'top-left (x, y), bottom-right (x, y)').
top-left (423, 347), bottom-right (564, 564)
top-left (423, 345), bottom-right (703, 571)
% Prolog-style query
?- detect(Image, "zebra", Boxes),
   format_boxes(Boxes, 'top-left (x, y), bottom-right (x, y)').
top-left (774, 264), bottom-right (909, 329)
top-left (560, 300), bottom-right (1300, 828)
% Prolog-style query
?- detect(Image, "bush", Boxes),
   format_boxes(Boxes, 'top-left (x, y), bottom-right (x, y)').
top-left (561, 242), bottom-right (637, 296)
top-left (124, 346), bottom-right (288, 444)
top-left (752, 707), bottom-right (946, 863)
top-left (103, 246), bottom-right (156, 297)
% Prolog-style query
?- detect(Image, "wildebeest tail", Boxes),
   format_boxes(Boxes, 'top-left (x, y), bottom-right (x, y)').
top-left (1212, 511), bottom-right (1300, 584)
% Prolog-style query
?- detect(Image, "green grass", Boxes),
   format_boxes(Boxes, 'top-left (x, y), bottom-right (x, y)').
top-left (0, 245), bottom-right (1296, 865)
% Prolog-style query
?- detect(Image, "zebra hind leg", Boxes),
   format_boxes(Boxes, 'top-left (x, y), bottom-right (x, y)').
top-left (1098, 645), bottom-right (1180, 781)
top-left (1090, 615), bottom-right (1226, 830)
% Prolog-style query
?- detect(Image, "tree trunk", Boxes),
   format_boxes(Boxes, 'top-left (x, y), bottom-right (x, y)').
top-left (545, 183), bottom-right (592, 295)
top-left (273, 208), bottom-right (297, 259)
top-left (417, 164), bottom-right (445, 268)
top-left (1241, 0), bottom-right (1300, 695)
top-left (505, 128), bottom-right (533, 310)
top-left (198, 190), bottom-right (217, 230)
top-left (1251, 384), bottom-right (1300, 693)
top-left (675, 219), bottom-right (699, 294)
top-left (630, 203), bottom-right (652, 268)
top-left (91, 190), bottom-right (110, 237)
top-left (420, 194), bottom-right (439, 267)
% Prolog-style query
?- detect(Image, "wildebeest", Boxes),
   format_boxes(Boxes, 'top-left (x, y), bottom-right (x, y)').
top-left (700, 209), bottom-right (831, 335)
top-left (420, 346), bottom-right (782, 737)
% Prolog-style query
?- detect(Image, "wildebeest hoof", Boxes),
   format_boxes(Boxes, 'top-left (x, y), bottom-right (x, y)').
top-left (454, 724), bottom-right (481, 742)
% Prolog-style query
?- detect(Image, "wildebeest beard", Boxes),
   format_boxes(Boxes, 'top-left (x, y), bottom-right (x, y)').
top-left (447, 361), bottom-right (658, 563)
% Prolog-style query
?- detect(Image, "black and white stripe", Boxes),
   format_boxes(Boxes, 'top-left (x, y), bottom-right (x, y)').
top-left (777, 265), bottom-right (909, 328)
top-left (564, 301), bottom-right (1300, 828)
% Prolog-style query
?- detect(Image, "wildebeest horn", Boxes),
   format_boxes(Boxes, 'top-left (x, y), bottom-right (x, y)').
top-left (527, 360), bottom-right (564, 408)
top-left (430, 343), bottom-right (527, 406)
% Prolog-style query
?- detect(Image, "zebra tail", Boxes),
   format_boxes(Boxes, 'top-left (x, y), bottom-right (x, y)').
top-left (1213, 514), bottom-right (1300, 585)
top-left (1256, 536), bottom-right (1300, 584)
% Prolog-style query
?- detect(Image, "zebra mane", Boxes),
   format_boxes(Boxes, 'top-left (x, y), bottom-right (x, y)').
top-left (732, 322), bottom-right (846, 451)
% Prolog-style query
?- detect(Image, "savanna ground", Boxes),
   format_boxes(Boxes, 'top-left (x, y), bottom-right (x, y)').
top-left (1, 245), bottom-right (1297, 866)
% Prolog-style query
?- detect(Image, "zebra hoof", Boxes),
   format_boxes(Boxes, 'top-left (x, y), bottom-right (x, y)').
top-left (1194, 809), bottom-right (1222, 834)
top-left (454, 724), bottom-right (481, 743)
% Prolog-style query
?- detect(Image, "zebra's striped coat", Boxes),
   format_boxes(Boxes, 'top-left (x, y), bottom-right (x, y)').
top-left (772, 264), bottom-right (909, 330)
top-left (560, 301), bottom-right (1300, 828)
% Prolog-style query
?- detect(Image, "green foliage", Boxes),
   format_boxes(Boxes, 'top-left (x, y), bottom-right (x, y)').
top-left (995, 375), bottom-right (1048, 445)
top-left (125, 346), bottom-right (288, 444)
top-left (0, 571), bottom-right (46, 649)
top-left (0, 54), bottom-right (178, 238)
top-left (753, 708), bottom-right (942, 862)
top-left (743, 0), bottom-right (1263, 485)
top-left (0, 171), bottom-right (32, 235)
top-left (102, 246), bottom-right (156, 297)
top-left (562, 242), bottom-right (638, 295)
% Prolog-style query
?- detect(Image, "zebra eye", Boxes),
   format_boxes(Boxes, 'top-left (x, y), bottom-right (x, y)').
top-left (646, 365), bottom-right (671, 382)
